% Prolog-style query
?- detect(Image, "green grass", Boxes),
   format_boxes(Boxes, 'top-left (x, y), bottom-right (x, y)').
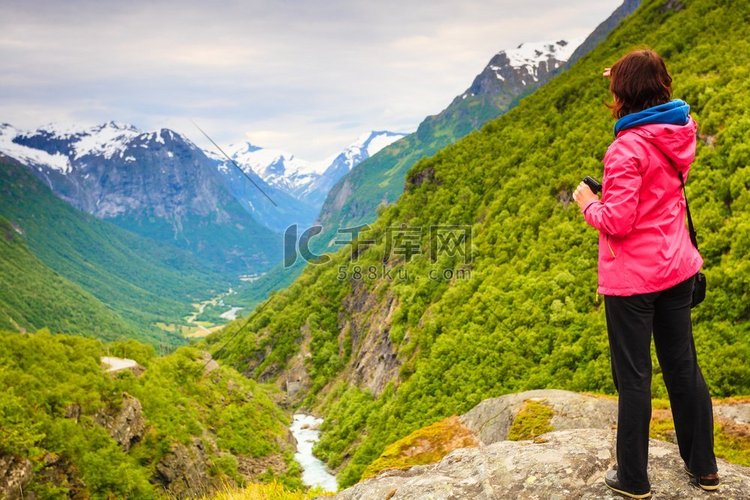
top-left (204, 481), bottom-right (334, 499)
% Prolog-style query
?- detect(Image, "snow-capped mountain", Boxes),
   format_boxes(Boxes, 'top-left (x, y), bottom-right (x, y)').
top-left (214, 143), bottom-right (326, 200)
top-left (0, 121), bottom-right (141, 175)
top-left (0, 121), bottom-right (282, 273)
top-left (458, 39), bottom-right (583, 101)
top-left (214, 130), bottom-right (406, 208)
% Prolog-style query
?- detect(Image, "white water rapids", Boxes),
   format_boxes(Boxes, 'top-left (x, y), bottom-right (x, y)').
top-left (289, 413), bottom-right (338, 492)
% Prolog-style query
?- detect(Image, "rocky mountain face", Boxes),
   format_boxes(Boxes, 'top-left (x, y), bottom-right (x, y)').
top-left (211, 149), bottom-right (322, 233)
top-left (454, 39), bottom-right (582, 108)
top-left (332, 390), bottom-right (750, 499)
top-left (0, 122), bottom-right (279, 274)
top-left (215, 130), bottom-right (406, 210)
top-left (304, 131), bottom-right (407, 207)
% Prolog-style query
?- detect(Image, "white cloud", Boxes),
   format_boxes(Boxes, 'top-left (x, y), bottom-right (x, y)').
top-left (0, 0), bottom-right (624, 159)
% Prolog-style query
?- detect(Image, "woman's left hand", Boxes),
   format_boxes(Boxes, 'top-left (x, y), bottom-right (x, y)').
top-left (573, 181), bottom-right (599, 211)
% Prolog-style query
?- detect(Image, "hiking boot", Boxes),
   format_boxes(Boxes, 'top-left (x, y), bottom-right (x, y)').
top-left (604, 469), bottom-right (652, 499)
top-left (684, 465), bottom-right (720, 491)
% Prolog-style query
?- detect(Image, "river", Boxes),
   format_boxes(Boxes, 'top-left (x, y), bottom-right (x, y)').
top-left (289, 413), bottom-right (338, 492)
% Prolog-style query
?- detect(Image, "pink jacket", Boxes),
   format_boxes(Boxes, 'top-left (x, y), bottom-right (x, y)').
top-left (582, 117), bottom-right (703, 296)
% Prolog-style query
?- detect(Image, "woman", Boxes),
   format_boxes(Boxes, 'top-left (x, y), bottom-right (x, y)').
top-left (573, 49), bottom-right (718, 499)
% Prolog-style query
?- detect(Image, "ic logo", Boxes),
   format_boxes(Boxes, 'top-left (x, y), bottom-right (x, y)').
top-left (283, 224), bottom-right (330, 267)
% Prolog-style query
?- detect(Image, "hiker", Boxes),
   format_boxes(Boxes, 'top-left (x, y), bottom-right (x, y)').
top-left (572, 48), bottom-right (719, 498)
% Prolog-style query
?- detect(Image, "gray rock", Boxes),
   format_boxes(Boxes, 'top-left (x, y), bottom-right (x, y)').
top-left (331, 428), bottom-right (750, 499)
top-left (0, 456), bottom-right (32, 500)
top-left (460, 389), bottom-right (617, 445)
top-left (715, 403), bottom-right (750, 425)
top-left (95, 392), bottom-right (146, 451)
top-left (201, 351), bottom-right (220, 375)
top-left (155, 438), bottom-right (213, 498)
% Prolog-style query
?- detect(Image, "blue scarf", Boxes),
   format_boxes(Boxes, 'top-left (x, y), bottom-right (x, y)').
top-left (614, 99), bottom-right (690, 135)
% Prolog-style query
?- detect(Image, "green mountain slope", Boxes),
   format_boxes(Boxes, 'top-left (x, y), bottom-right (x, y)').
top-left (0, 217), bottom-right (140, 339)
top-left (0, 156), bottom-right (229, 345)
top-left (208, 0), bottom-right (750, 488)
top-left (0, 331), bottom-right (300, 498)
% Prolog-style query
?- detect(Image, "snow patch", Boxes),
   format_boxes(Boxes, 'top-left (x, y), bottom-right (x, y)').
top-left (214, 130), bottom-right (407, 197)
top-left (503, 39), bottom-right (582, 68)
top-left (70, 122), bottom-right (141, 160)
top-left (364, 131), bottom-right (404, 157)
top-left (0, 124), bottom-right (73, 173)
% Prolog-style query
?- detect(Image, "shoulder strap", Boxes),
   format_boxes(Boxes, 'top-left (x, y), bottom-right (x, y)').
top-left (678, 171), bottom-right (699, 250)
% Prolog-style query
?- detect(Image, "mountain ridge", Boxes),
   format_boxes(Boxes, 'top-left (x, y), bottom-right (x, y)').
top-left (0, 121), bottom-right (280, 274)
top-left (214, 130), bottom-right (407, 209)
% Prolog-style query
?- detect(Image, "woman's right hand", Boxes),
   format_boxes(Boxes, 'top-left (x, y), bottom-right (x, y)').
top-left (573, 181), bottom-right (599, 211)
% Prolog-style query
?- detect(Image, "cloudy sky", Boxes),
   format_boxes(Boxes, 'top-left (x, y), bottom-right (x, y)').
top-left (1, 0), bottom-right (622, 159)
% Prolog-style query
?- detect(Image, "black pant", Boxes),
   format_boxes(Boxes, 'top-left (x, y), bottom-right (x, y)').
top-left (605, 276), bottom-right (717, 491)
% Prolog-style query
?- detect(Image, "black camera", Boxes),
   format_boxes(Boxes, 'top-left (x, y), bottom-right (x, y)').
top-left (583, 176), bottom-right (602, 194)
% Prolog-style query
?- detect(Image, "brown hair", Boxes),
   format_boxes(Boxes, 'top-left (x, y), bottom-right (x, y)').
top-left (608, 49), bottom-right (672, 119)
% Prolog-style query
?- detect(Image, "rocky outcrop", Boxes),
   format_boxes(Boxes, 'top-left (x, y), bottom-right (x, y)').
top-left (715, 402), bottom-right (750, 425)
top-left (95, 393), bottom-right (146, 451)
top-left (279, 325), bottom-right (314, 406)
top-left (201, 351), bottom-right (220, 375)
top-left (155, 439), bottom-right (213, 498)
top-left (332, 390), bottom-right (750, 499)
top-left (237, 453), bottom-right (287, 477)
top-left (362, 416), bottom-right (480, 480)
top-left (461, 389), bottom-right (617, 445)
top-left (332, 428), bottom-right (750, 499)
top-left (0, 456), bottom-right (32, 500)
top-left (339, 283), bottom-right (401, 396)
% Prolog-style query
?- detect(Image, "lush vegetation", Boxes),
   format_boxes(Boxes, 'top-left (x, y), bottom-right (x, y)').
top-left (207, 0), bottom-right (750, 489)
top-left (0, 330), bottom-right (300, 497)
top-left (0, 158), bottom-right (229, 345)
top-left (0, 217), bottom-right (140, 339)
